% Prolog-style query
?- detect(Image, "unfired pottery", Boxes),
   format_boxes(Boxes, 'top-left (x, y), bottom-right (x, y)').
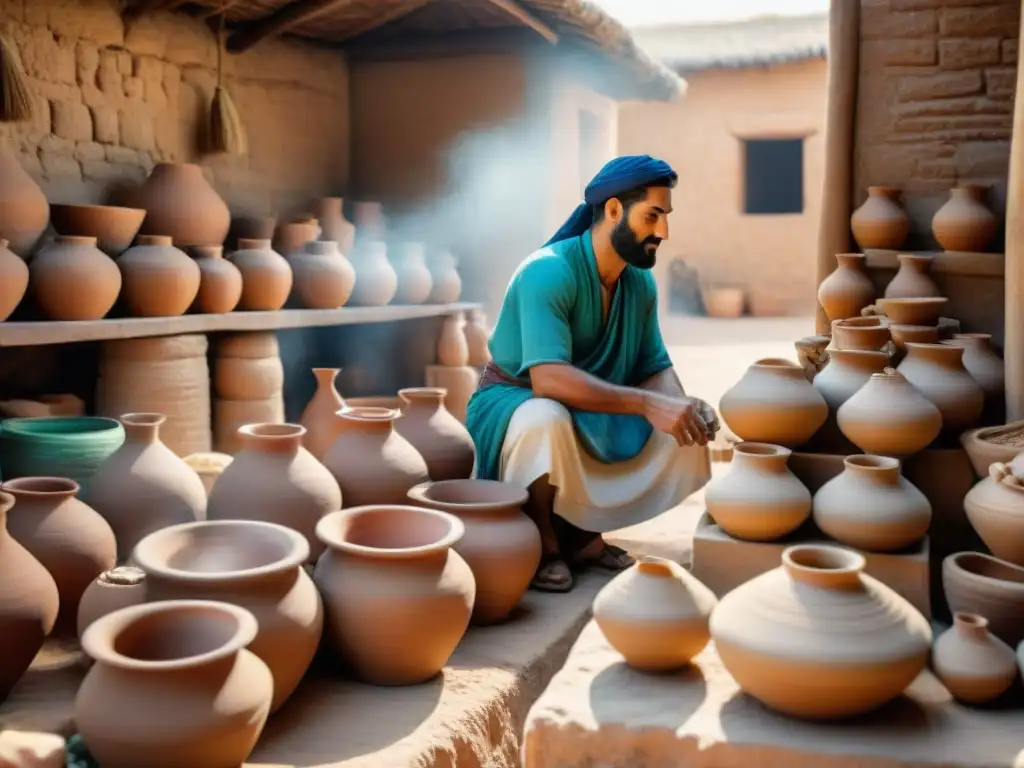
top-left (831, 317), bottom-right (890, 352)
top-left (313, 197), bottom-right (355, 251)
top-left (812, 349), bottom-right (888, 450)
top-left (932, 186), bottom-right (998, 252)
top-left (897, 342), bottom-right (984, 432)
top-left (878, 297), bottom-right (947, 326)
top-left (837, 368), bottom-right (942, 456)
top-left (299, 368), bottom-right (345, 459)
top-left (118, 235), bottom-right (201, 317)
top-left (817, 253), bottom-right (875, 323)
top-left (289, 240), bottom-right (355, 309)
top-left (397, 388), bottom-right (475, 481)
top-left (889, 323), bottom-right (939, 352)
top-left (964, 463), bottom-right (1024, 565)
top-left (850, 187), bottom-right (909, 250)
top-left (349, 241), bottom-right (398, 306)
top-left (0, 238), bottom-right (27, 321)
top-left (884, 254), bottom-right (941, 299)
top-left (438, 312), bottom-right (470, 366)
top-left (464, 309), bottom-right (492, 366)
top-left (49, 203), bottom-right (145, 257)
top-left (932, 612), bottom-right (1017, 704)
top-left (188, 246), bottom-right (242, 314)
top-left (427, 250), bottom-right (462, 303)
top-left (943, 333), bottom-right (1005, 402)
top-left (960, 422), bottom-right (1024, 478)
top-left (77, 566), bottom-right (147, 640)
top-left (230, 238), bottom-right (293, 311)
top-left (134, 162), bottom-right (231, 247)
top-left (0, 149), bottom-right (49, 257)
top-left (943, 552), bottom-right (1024, 646)
top-left (30, 236), bottom-right (121, 321)
top-left (392, 242), bottom-right (434, 304)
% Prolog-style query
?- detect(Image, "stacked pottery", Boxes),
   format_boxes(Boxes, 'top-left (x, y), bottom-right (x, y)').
top-left (811, 349), bottom-right (888, 450)
top-left (231, 239), bottom-right (293, 311)
top-left (963, 462), bottom-right (1024, 565)
top-left (392, 242), bottom-right (434, 304)
top-left (299, 368), bottom-right (346, 459)
top-left (888, 323), bottom-right (939, 355)
top-left (77, 566), bottom-right (148, 639)
top-left (897, 342), bottom-right (984, 432)
top-left (850, 187), bottom-right (909, 250)
top-left (313, 197), bottom-right (355, 251)
top-left (288, 240), bottom-right (355, 309)
top-left (273, 216), bottom-right (319, 256)
top-left (348, 241), bottom-right (398, 306)
top-left (30, 236), bottom-right (121, 320)
top-left (932, 185), bottom-right (999, 252)
top-left (816, 253), bottom-right (875, 323)
top-left (188, 246), bottom-right (242, 314)
top-left (931, 613), bottom-right (1017, 704)
top-left (396, 388), bottom-right (475, 480)
top-left (0, 239), bottom-right (27, 321)
top-left (943, 552), bottom-right (1024, 646)
top-left (118, 235), bottom-right (201, 317)
top-left (464, 309), bottom-right (492, 366)
top-left (878, 297), bottom-right (948, 326)
top-left (228, 215), bottom-right (276, 249)
top-left (438, 313), bottom-right (470, 366)
top-left (719, 358), bottom-right (827, 447)
top-left (213, 333), bottom-right (285, 453)
top-left (0, 148), bottom-right (49, 257)
top-left (884, 254), bottom-right (941, 299)
top-left (133, 162), bottom-right (231, 247)
top-left (837, 368), bottom-right (942, 456)
top-left (831, 317), bottom-right (889, 352)
top-left (49, 203), bottom-right (145, 257)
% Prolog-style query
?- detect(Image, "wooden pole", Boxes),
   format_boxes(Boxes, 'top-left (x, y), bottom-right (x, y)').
top-left (814, 0), bottom-right (860, 335)
top-left (1004, 9), bottom-right (1024, 420)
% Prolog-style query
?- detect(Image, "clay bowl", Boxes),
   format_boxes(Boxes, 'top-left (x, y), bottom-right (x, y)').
top-left (889, 323), bottom-right (940, 351)
top-left (832, 318), bottom-right (890, 352)
top-left (877, 297), bottom-right (948, 326)
top-left (960, 421), bottom-right (1024, 477)
top-left (943, 552), bottom-right (1024, 646)
top-left (49, 204), bottom-right (146, 256)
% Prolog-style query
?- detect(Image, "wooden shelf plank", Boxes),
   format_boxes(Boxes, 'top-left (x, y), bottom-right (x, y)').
top-left (863, 249), bottom-right (1005, 277)
top-left (0, 302), bottom-right (481, 348)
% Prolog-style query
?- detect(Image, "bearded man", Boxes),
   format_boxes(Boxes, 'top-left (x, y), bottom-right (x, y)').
top-left (465, 155), bottom-right (718, 593)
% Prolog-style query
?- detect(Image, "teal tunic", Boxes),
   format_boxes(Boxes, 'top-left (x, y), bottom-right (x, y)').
top-left (466, 230), bottom-right (673, 481)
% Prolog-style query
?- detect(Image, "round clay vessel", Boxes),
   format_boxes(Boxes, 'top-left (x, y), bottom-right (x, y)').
top-left (299, 368), bottom-right (345, 459)
top-left (273, 217), bottom-right (319, 256)
top-left (878, 297), bottom-right (947, 326)
top-left (30, 235), bottom-right (121, 320)
top-left (889, 323), bottom-right (939, 352)
top-left (719, 358), bottom-right (828, 447)
top-left (0, 149), bottom-right (49, 257)
top-left (427, 250), bottom-right (462, 303)
top-left (964, 463), bottom-right (1024, 565)
top-left (314, 505), bottom-right (474, 684)
top-left (837, 368), bottom-right (942, 456)
top-left (397, 388), bottom-right (476, 481)
top-left (0, 238), bottom-right (28, 321)
top-left (77, 566), bottom-right (147, 640)
top-left (705, 442), bottom-right (811, 541)
top-left (49, 203), bottom-right (146, 257)
top-left (134, 519), bottom-right (323, 712)
top-left (230, 238), bottom-right (293, 311)
top-left (932, 186), bottom-right (998, 252)
top-left (438, 312), bottom-right (470, 366)
top-left (831, 317), bottom-right (890, 352)
top-left (75, 600), bottom-right (272, 767)
top-left (87, 413), bottom-right (207, 563)
top-left (349, 240), bottom-right (398, 306)
top-left (884, 254), bottom-right (941, 299)
top-left (850, 187), bottom-right (909, 250)
top-left (392, 242), bottom-right (434, 304)
top-left (812, 349), bottom-right (888, 450)
top-left (322, 407), bottom-right (430, 507)
top-left (943, 552), bottom-right (1024, 646)
top-left (592, 556), bottom-right (717, 671)
top-left (188, 246), bottom-right (242, 314)
top-left (897, 343), bottom-right (984, 432)
top-left (709, 544), bottom-right (932, 719)
top-left (118, 235), bottom-right (201, 317)
top-left (407, 479), bottom-right (539, 624)
top-left (134, 163), bottom-right (230, 247)
top-left (942, 333), bottom-right (1004, 402)
top-left (1, 476), bottom-right (117, 637)
top-left (817, 253), bottom-right (875, 323)
top-left (464, 308), bottom-right (492, 366)
top-left (960, 422), bottom-right (1024, 477)
top-left (288, 240), bottom-right (355, 309)
top-left (812, 455), bottom-right (931, 552)
top-left (932, 612), bottom-right (1017, 704)
top-left (313, 197), bottom-right (355, 251)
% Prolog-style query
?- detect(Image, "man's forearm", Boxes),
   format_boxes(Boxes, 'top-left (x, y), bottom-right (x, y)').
top-left (530, 363), bottom-right (650, 416)
top-left (640, 367), bottom-right (686, 397)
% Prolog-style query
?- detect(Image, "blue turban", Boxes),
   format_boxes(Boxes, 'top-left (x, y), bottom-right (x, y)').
top-left (543, 155), bottom-right (678, 247)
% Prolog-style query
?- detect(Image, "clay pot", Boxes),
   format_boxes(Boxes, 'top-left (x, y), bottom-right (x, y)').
top-left (30, 236), bottom-right (122, 321)
top-left (1, 476), bottom-right (117, 637)
top-left (932, 612), bottom-right (1017, 704)
top-left (0, 491), bottom-right (59, 703)
top-left (943, 552), bottom-right (1024, 646)
top-left (705, 442), bottom-right (811, 541)
top-left (213, 398), bottom-right (285, 455)
top-left (215, 332), bottom-right (284, 401)
top-left (299, 368), bottom-right (345, 459)
top-left (313, 197), bottom-right (355, 251)
top-left (77, 566), bottom-right (147, 640)
top-left (850, 187), bottom-right (909, 250)
top-left (118, 235), bottom-right (201, 317)
top-left (349, 241), bottom-right (398, 306)
top-left (942, 333), bottom-right (1004, 402)
top-left (228, 215), bottom-right (276, 249)
top-left (353, 201), bottom-right (385, 241)
top-left (0, 149), bottom-right (49, 257)
top-left (188, 246), bottom-right (242, 314)
top-left (288, 240), bottom-right (355, 309)
top-left (134, 519), bottom-right (323, 712)
top-left (0, 238), bottom-right (28, 321)
top-left (888, 323), bottom-right (939, 352)
top-left (816, 253), bottom-right (875, 323)
top-left (837, 368), bottom-right (942, 456)
top-left (323, 407), bottom-right (430, 507)
top-left (230, 238), bottom-right (293, 311)
top-left (709, 544), bottom-right (932, 719)
top-left (134, 162), bottom-right (231, 247)
top-left (812, 349), bottom-right (888, 450)
top-left (964, 463), bottom-right (1024, 565)
top-left (392, 242), bottom-right (434, 304)
top-left (960, 421), bottom-right (1024, 477)
top-left (464, 309), bottom-right (492, 366)
top-left (273, 217), bottom-right (319, 256)
top-left (592, 556), bottom-right (717, 671)
top-left (397, 388), bottom-right (476, 481)
top-left (49, 203), bottom-right (146, 257)
top-left (407, 479), bottom-right (538, 624)
top-left (314, 505), bottom-right (474, 684)
top-left (438, 312), bottom-right (470, 366)
top-left (932, 186), bottom-right (998, 252)
top-left (183, 452), bottom-right (233, 495)
top-left (75, 600), bottom-right (272, 767)
top-left (812, 455), bottom-right (931, 552)
top-left (897, 343), bottom-right (984, 432)
top-left (88, 413), bottom-right (207, 563)
top-left (719, 358), bottom-right (828, 447)
top-left (427, 250), bottom-right (462, 304)
top-left (878, 296), bottom-right (947, 326)
top-left (884, 254), bottom-right (941, 299)
top-left (831, 317), bottom-right (889, 352)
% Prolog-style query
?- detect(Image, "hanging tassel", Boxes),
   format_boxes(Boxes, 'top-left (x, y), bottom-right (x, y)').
top-left (209, 11), bottom-right (247, 155)
top-left (0, 31), bottom-right (33, 123)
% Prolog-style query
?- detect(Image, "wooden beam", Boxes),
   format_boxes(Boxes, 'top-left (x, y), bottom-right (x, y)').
top-left (1004, 11), bottom-right (1024, 419)
top-left (480, 0), bottom-right (558, 44)
top-left (344, 27), bottom-right (542, 61)
top-left (123, 0), bottom-right (188, 21)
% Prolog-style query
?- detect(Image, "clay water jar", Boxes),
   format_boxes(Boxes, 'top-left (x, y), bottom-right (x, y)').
top-left (943, 552), bottom-right (1024, 646)
top-left (77, 566), bottom-right (147, 640)
top-left (133, 519), bottom-right (323, 712)
top-left (273, 216), bottom-right (319, 256)
top-left (30, 235), bottom-right (121, 321)
top-left (299, 368), bottom-right (346, 459)
top-left (464, 308), bottom-right (492, 366)
top-left (313, 197), bottom-right (355, 251)
top-left (0, 238), bottom-right (28, 321)
top-left (932, 612), bottom-right (1017, 704)
top-left (288, 240), bottom-right (356, 309)
top-left (75, 600), bottom-right (272, 767)
top-left (837, 368), bottom-right (942, 456)
top-left (438, 312), bottom-right (470, 366)
top-left (408, 479), bottom-right (539, 624)
top-left (188, 246), bottom-right (242, 314)
top-left (230, 238), bottom-right (293, 311)
top-left (709, 544), bottom-right (932, 719)
top-left (932, 186), bottom-right (998, 252)
top-left (897, 343), bottom-right (984, 432)
top-left (118, 235), bottom-right (201, 317)
top-left (878, 296), bottom-right (947, 326)
top-left (816, 253), bottom-right (875, 323)
top-left (314, 505), bottom-right (475, 685)
top-left (831, 317), bottom-right (889, 352)
top-left (49, 203), bottom-right (145, 257)
top-left (0, 148), bottom-right (49, 257)
top-left (812, 349), bottom-right (888, 450)
top-left (884, 254), bottom-right (941, 299)
top-left (392, 242), bottom-right (434, 304)
top-left (964, 463), bottom-right (1024, 565)
top-left (850, 187), bottom-right (909, 250)
top-left (942, 333), bottom-right (1005, 402)
top-left (349, 240), bottom-right (398, 306)
top-left (134, 162), bottom-right (231, 247)
top-left (397, 387), bottom-right (476, 481)
top-left (427, 250), bottom-right (462, 304)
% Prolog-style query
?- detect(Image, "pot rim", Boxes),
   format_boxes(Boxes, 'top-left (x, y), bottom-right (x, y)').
top-left (732, 442), bottom-right (792, 459)
top-left (0, 475), bottom-right (80, 497)
top-left (407, 479), bottom-right (529, 512)
top-left (336, 405), bottom-right (401, 422)
top-left (316, 504), bottom-right (464, 559)
top-left (945, 551), bottom-right (1024, 586)
top-left (398, 387), bottom-right (448, 403)
top-left (843, 454), bottom-right (900, 471)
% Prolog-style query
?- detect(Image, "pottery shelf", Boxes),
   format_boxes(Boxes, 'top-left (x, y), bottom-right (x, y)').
top-left (863, 249), bottom-right (1005, 278)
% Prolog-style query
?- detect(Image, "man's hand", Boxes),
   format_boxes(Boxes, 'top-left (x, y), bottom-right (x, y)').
top-left (642, 391), bottom-right (712, 447)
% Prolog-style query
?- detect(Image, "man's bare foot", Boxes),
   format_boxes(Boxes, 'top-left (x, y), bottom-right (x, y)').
top-left (531, 553), bottom-right (574, 593)
top-left (574, 538), bottom-right (635, 572)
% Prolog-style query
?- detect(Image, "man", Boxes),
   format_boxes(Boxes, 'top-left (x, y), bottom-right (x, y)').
top-left (465, 155), bottom-right (718, 593)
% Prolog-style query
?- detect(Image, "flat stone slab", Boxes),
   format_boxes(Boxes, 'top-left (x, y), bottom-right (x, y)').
top-left (523, 621), bottom-right (1024, 768)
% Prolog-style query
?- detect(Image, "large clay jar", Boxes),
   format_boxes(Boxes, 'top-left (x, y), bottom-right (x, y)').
top-left (816, 253), bottom-right (875, 323)
top-left (592, 556), bottom-right (717, 671)
top-left (812, 349), bottom-right (888, 449)
top-left (30, 236), bottom-right (121, 321)
top-left (88, 413), bottom-right (207, 563)
top-left (0, 491), bottom-right (59, 703)
top-left (118, 235), bottom-right (201, 317)
top-left (1, 477), bottom-right (117, 637)
top-left (438, 312), bottom-right (470, 366)
top-left (709, 544), bottom-right (932, 719)
top-left (812, 455), bottom-right (931, 552)
top-left (943, 333), bottom-right (1005, 403)
top-left (322, 407), bottom-right (429, 507)
top-left (850, 187), bottom-right (909, 250)
top-left (719, 358), bottom-right (828, 447)
top-left (897, 342), bottom-right (984, 432)
top-left (427, 250), bottom-right (462, 303)
top-left (964, 463), bottom-right (1024, 565)
top-left (313, 197), bottom-right (355, 251)
top-left (207, 424), bottom-right (342, 562)
top-left (0, 238), bottom-right (27, 321)
top-left (134, 519), bottom-right (323, 712)
top-left (299, 368), bottom-right (345, 459)
top-left (188, 245), bottom-right (242, 314)
top-left (134, 162), bottom-right (231, 247)
top-left (75, 600), bottom-right (272, 767)
top-left (230, 238), bottom-right (293, 311)
top-left (349, 241), bottom-right (398, 306)
top-left (705, 442), bottom-right (811, 541)
top-left (884, 254), bottom-right (941, 299)
top-left (932, 186), bottom-right (998, 252)
top-left (0, 149), bottom-right (49, 257)
top-left (837, 368), bottom-right (942, 456)
top-left (314, 505), bottom-right (474, 684)
top-left (77, 566), bottom-right (147, 640)
top-left (392, 242), bottom-right (434, 304)
top-left (943, 552), bottom-right (1024, 646)
top-left (407, 479), bottom-right (538, 624)
top-left (464, 309), bottom-right (492, 366)
top-left (932, 612), bottom-right (1017, 704)
top-left (397, 388), bottom-right (475, 481)
top-left (288, 240), bottom-right (355, 309)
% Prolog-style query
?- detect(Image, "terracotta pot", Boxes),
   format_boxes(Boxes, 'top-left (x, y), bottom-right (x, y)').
top-left (837, 368), bottom-right (942, 456)
top-left (213, 397), bottom-right (285, 455)
top-left (313, 197), bottom-right (355, 252)
top-left (88, 413), bottom-right (207, 563)
top-left (0, 149), bottom-right (48, 257)
top-left (719, 358), bottom-right (828, 447)
top-left (397, 388), bottom-right (475, 481)
top-left (960, 421), bottom-right (1024, 477)
top-left (353, 201), bottom-right (385, 242)
top-left (816, 253), bottom-right (875, 323)
top-left (50, 204), bottom-right (145, 257)
top-left (75, 600), bottom-right (272, 767)
top-left (438, 312), bottom-right (470, 366)
top-left (30, 235), bottom-right (121, 321)
top-left (288, 240), bottom-right (355, 309)
top-left (299, 368), bottom-right (345, 459)
top-left (709, 544), bottom-right (932, 719)
top-left (427, 250), bottom-right (462, 304)
top-left (407, 479), bottom-right (538, 624)
top-left (943, 552), bottom-right (1024, 646)
top-left (188, 246), bottom-right (242, 314)
top-left (850, 187), bottom-right (909, 250)
top-left (230, 238), bottom-right (293, 311)
top-left (349, 241), bottom-right (398, 306)
top-left (932, 612), bottom-right (1016, 704)
top-left (703, 285), bottom-right (745, 318)
top-left (134, 162), bottom-right (231, 247)
top-left (964, 463), bottom-right (1024, 565)
top-left (0, 491), bottom-right (59, 703)
top-left (0, 238), bottom-right (27, 321)
top-left (831, 317), bottom-right (890, 352)
top-left (812, 455), bottom-right (931, 552)
top-left (118, 235), bottom-right (201, 317)
top-left (391, 242), bottom-right (433, 304)
top-left (182, 451), bottom-right (233, 494)
top-left (77, 566), bottom-right (147, 640)
top-left (1, 476), bottom-right (117, 637)
top-left (878, 296), bottom-right (948, 326)
top-left (812, 349), bottom-right (888, 450)
top-left (228, 215), bottom-right (276, 250)
top-left (215, 331), bottom-right (284, 401)
top-left (464, 309), bottom-right (492, 366)
top-left (134, 519), bottom-right (323, 712)
top-left (273, 217), bottom-right (319, 256)
top-left (592, 556), bottom-right (717, 671)
top-left (932, 186), bottom-right (998, 252)
top-left (888, 323), bottom-right (939, 352)
top-left (897, 343), bottom-right (984, 432)
top-left (323, 407), bottom-right (429, 507)
top-left (705, 442), bottom-right (811, 541)
top-left (884, 254), bottom-right (941, 299)
top-left (314, 505), bottom-right (474, 684)
top-left (942, 333), bottom-right (1004, 402)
